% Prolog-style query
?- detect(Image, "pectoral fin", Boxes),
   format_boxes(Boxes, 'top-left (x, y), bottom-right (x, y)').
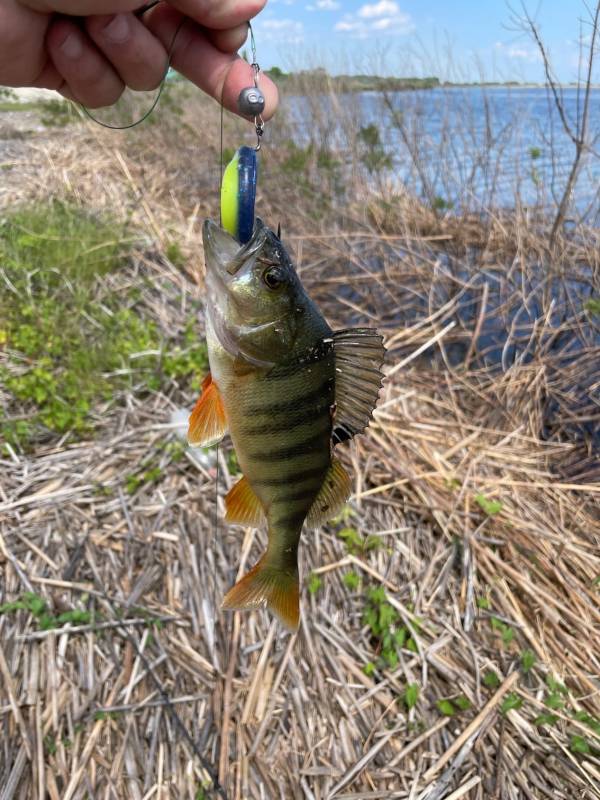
top-left (187, 373), bottom-right (228, 447)
top-left (332, 328), bottom-right (385, 444)
top-left (225, 475), bottom-right (265, 527)
top-left (306, 458), bottom-right (352, 527)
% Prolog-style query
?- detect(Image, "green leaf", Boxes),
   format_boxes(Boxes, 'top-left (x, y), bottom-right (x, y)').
top-left (436, 699), bottom-right (456, 716)
top-left (585, 298), bottom-right (600, 316)
top-left (474, 493), bottom-right (503, 515)
top-left (546, 674), bottom-right (568, 694)
top-left (521, 649), bottom-right (536, 673)
top-left (500, 693), bottom-right (523, 714)
top-left (534, 713), bottom-right (559, 727)
top-left (23, 592), bottom-right (46, 616)
top-left (307, 573), bottom-right (322, 595)
top-left (501, 626), bottom-right (515, 646)
top-left (545, 692), bottom-right (565, 710)
top-left (404, 683), bottom-right (419, 710)
top-left (570, 735), bottom-right (590, 754)
top-left (342, 571), bottom-right (360, 590)
top-left (453, 695), bottom-right (472, 711)
top-left (363, 662), bottom-right (376, 677)
top-left (483, 671), bottom-right (500, 689)
top-left (476, 597), bottom-right (491, 609)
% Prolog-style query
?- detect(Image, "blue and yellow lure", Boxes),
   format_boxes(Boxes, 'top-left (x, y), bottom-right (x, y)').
top-left (220, 146), bottom-right (258, 244)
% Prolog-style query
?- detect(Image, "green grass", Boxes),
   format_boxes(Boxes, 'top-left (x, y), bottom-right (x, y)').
top-left (0, 201), bottom-right (207, 448)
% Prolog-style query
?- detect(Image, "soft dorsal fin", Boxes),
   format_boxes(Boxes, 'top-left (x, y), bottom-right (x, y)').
top-left (225, 475), bottom-right (265, 527)
top-left (306, 458), bottom-right (352, 528)
top-left (187, 373), bottom-right (228, 447)
top-left (332, 328), bottom-right (385, 444)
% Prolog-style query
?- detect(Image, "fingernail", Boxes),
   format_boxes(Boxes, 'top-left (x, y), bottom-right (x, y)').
top-left (60, 32), bottom-right (83, 59)
top-left (102, 14), bottom-right (129, 43)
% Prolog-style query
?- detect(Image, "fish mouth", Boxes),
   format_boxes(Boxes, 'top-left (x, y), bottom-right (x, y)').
top-left (203, 218), bottom-right (268, 281)
top-left (203, 218), bottom-right (278, 368)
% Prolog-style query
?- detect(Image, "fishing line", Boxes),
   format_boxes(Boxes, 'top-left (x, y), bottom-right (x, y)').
top-left (79, 4), bottom-right (185, 130)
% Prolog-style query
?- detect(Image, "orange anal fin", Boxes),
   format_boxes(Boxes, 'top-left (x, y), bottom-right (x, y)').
top-left (187, 373), bottom-right (228, 447)
top-left (222, 557), bottom-right (299, 630)
top-left (306, 458), bottom-right (352, 528)
top-left (225, 475), bottom-right (265, 527)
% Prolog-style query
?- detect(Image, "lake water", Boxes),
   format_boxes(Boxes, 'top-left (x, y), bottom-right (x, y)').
top-left (285, 87), bottom-right (600, 450)
top-left (286, 86), bottom-right (600, 223)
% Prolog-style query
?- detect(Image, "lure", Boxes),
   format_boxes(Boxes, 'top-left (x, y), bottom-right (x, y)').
top-left (220, 146), bottom-right (258, 245)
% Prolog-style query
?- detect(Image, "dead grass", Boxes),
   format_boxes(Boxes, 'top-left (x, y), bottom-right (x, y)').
top-left (1, 94), bottom-right (599, 799)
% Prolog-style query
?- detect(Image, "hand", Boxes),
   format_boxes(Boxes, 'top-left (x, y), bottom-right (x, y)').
top-left (0, 0), bottom-right (277, 116)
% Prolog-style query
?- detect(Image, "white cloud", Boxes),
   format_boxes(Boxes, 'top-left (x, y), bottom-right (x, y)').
top-left (335, 2), bottom-right (413, 37)
top-left (358, 1), bottom-right (399, 18)
top-left (494, 41), bottom-right (541, 63)
top-left (258, 18), bottom-right (304, 43)
top-left (307, 0), bottom-right (340, 8)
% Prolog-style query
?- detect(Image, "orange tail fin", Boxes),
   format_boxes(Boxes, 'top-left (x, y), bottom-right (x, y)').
top-left (222, 558), bottom-right (299, 630)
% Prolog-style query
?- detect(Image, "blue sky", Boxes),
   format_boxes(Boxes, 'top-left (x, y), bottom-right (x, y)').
top-left (251, 1), bottom-right (597, 83)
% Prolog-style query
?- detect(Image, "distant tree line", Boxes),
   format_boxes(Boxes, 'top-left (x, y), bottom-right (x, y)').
top-left (265, 67), bottom-right (440, 92)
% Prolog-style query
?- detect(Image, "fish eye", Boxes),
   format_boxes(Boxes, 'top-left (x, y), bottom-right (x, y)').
top-left (263, 266), bottom-right (285, 290)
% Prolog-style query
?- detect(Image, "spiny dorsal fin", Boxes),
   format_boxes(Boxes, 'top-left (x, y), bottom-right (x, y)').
top-left (332, 328), bottom-right (385, 444)
top-left (306, 458), bottom-right (352, 528)
top-left (225, 475), bottom-right (265, 527)
top-left (187, 373), bottom-right (228, 447)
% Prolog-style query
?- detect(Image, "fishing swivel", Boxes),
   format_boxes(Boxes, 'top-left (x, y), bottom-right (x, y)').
top-left (237, 22), bottom-right (266, 150)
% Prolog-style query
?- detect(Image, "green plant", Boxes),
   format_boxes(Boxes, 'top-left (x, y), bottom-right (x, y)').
top-left (474, 493), bottom-right (503, 515)
top-left (500, 692), bottom-right (523, 714)
top-left (483, 670), bottom-right (500, 689)
top-left (307, 573), bottom-right (322, 595)
top-left (363, 586), bottom-right (419, 670)
top-left (165, 240), bottom-right (184, 267)
top-left (585, 298), bottom-right (600, 316)
top-left (521, 649), bottom-right (536, 673)
top-left (489, 616), bottom-right (514, 647)
top-left (39, 98), bottom-right (79, 127)
top-left (432, 196), bottom-right (455, 211)
top-left (534, 712), bottom-right (559, 727)
top-left (436, 695), bottom-right (471, 716)
top-left (358, 124), bottom-right (392, 174)
top-left (404, 683), bottom-right (419, 710)
top-left (570, 735), bottom-right (590, 754)
top-left (0, 591), bottom-right (92, 630)
top-left (0, 202), bottom-right (208, 447)
top-left (343, 571), bottom-right (360, 590)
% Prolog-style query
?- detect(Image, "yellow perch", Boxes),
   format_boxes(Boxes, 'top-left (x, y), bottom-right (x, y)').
top-left (188, 219), bottom-right (385, 629)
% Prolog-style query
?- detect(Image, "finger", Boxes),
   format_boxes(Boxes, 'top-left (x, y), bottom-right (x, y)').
top-left (46, 18), bottom-right (125, 107)
top-left (145, 5), bottom-right (278, 120)
top-left (21, 1), bottom-right (143, 14)
top-left (85, 13), bottom-right (168, 91)
top-left (164, 0), bottom-right (266, 31)
top-left (208, 22), bottom-right (251, 54)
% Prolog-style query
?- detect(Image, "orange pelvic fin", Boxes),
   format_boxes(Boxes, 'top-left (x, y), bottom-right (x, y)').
top-left (225, 475), bottom-right (265, 527)
top-left (222, 558), bottom-right (300, 630)
top-left (187, 373), bottom-right (228, 447)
